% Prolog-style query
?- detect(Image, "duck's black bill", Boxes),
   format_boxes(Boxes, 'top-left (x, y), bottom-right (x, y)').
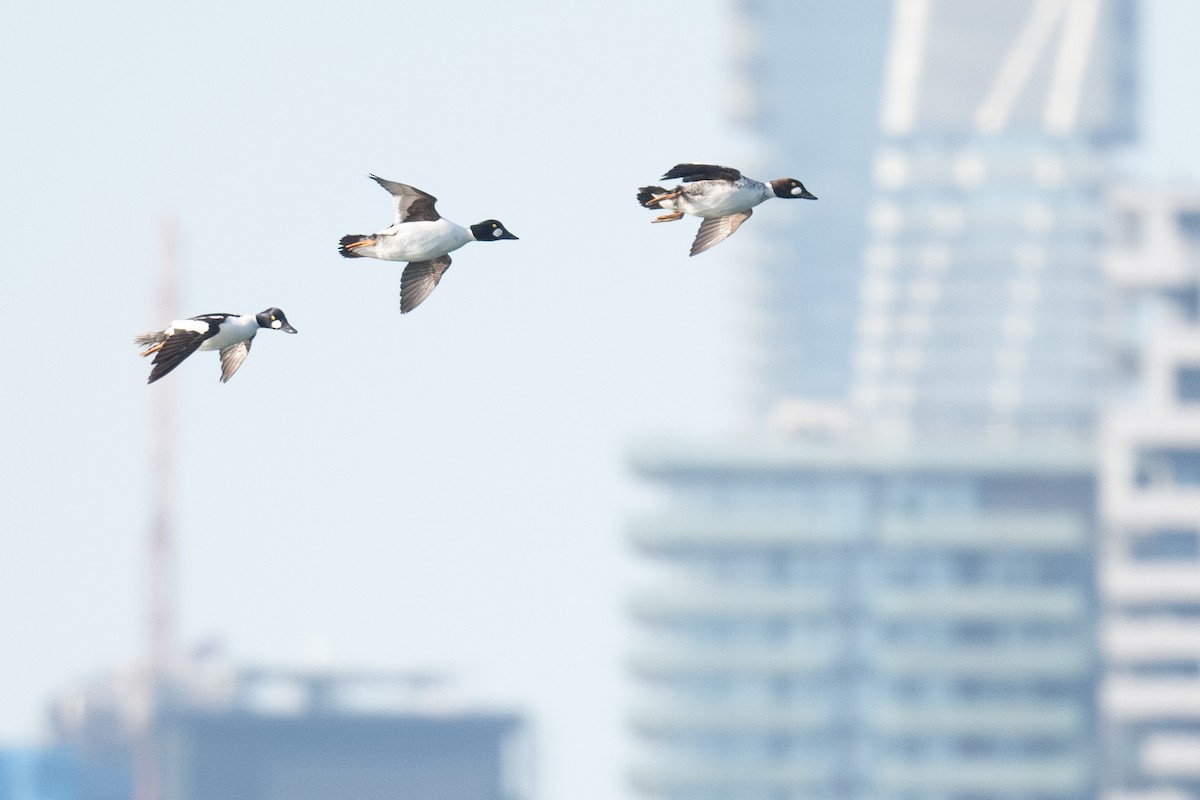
top-left (282, 323), bottom-right (298, 334)
top-left (500, 231), bottom-right (519, 240)
top-left (800, 189), bottom-right (818, 200)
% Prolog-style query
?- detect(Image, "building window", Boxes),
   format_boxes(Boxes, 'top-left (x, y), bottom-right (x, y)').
top-left (1130, 529), bottom-right (1200, 561)
top-left (1166, 287), bottom-right (1200, 322)
top-left (956, 736), bottom-right (997, 758)
top-left (1177, 209), bottom-right (1200, 241)
top-left (1135, 447), bottom-right (1200, 487)
top-left (1177, 366), bottom-right (1200, 403)
top-left (1127, 660), bottom-right (1199, 677)
top-left (765, 733), bottom-right (792, 760)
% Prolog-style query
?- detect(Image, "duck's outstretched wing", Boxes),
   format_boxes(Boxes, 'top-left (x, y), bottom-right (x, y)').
top-left (690, 210), bottom-right (753, 256)
top-left (400, 255), bottom-right (452, 313)
top-left (662, 164), bottom-right (743, 183)
top-left (369, 174), bottom-right (441, 223)
top-left (218, 339), bottom-right (252, 383)
top-left (146, 329), bottom-right (208, 383)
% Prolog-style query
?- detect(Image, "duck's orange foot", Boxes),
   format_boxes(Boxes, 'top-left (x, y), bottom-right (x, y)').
top-left (652, 211), bottom-right (685, 223)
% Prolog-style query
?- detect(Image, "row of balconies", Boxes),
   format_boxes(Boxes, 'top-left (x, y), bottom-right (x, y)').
top-left (629, 703), bottom-right (1083, 736)
top-left (629, 586), bottom-right (1085, 622)
top-left (628, 510), bottom-right (1089, 553)
top-left (628, 757), bottom-right (1091, 794)
top-left (629, 644), bottom-right (1090, 679)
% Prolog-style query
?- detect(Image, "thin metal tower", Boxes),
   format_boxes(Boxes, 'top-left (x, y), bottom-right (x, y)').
top-left (135, 217), bottom-right (181, 800)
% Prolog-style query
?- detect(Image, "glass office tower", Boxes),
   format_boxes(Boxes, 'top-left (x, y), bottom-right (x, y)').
top-left (728, 4), bottom-right (893, 413)
top-left (629, 439), bottom-right (1096, 800)
top-left (850, 0), bottom-right (1135, 443)
top-left (629, 3), bottom-right (1137, 799)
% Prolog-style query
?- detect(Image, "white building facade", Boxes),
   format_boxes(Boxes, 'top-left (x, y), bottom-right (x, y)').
top-left (1101, 185), bottom-right (1200, 800)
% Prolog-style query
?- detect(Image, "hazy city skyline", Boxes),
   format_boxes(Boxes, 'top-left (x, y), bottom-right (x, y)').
top-left (3, 3), bottom-right (1200, 800)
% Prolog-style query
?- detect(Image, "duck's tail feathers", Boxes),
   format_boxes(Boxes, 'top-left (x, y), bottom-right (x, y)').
top-left (338, 234), bottom-right (369, 258)
top-left (637, 186), bottom-right (668, 209)
top-left (133, 331), bottom-right (165, 348)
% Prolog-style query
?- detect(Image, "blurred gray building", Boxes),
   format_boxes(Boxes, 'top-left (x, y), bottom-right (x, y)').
top-left (0, 748), bottom-right (78, 800)
top-left (153, 669), bottom-right (525, 800)
top-left (727, 6), bottom-right (893, 412)
top-left (629, 1), bottom-right (1138, 799)
top-left (1101, 185), bottom-right (1200, 799)
top-left (629, 440), bottom-right (1097, 799)
top-left (48, 665), bottom-right (528, 800)
top-left (849, 0), bottom-right (1134, 444)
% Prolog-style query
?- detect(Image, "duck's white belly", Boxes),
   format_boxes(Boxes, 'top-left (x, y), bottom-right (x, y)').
top-left (374, 219), bottom-right (471, 261)
top-left (676, 179), bottom-right (767, 218)
top-left (199, 316), bottom-right (257, 350)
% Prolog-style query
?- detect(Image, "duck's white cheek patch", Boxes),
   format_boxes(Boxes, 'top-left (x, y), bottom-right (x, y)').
top-left (271, 320), bottom-right (282, 329)
top-left (791, 187), bottom-right (804, 196)
top-left (492, 228), bottom-right (504, 238)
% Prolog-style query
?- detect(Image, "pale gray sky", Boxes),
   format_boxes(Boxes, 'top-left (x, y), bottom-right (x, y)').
top-left (1, 3), bottom-right (1198, 800)
top-left (0, 4), bottom-right (740, 799)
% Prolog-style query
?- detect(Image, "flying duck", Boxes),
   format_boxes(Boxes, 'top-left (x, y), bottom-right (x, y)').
top-left (134, 308), bottom-right (298, 384)
top-left (637, 163), bottom-right (816, 256)
top-left (338, 174), bottom-right (518, 313)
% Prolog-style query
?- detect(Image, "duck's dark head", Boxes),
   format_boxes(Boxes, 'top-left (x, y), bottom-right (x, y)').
top-left (470, 220), bottom-right (519, 242)
top-left (770, 178), bottom-right (817, 200)
top-left (257, 307), bottom-right (298, 333)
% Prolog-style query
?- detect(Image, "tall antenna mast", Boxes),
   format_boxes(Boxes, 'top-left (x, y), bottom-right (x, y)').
top-left (149, 216), bottom-right (178, 700)
top-left (135, 217), bottom-right (180, 800)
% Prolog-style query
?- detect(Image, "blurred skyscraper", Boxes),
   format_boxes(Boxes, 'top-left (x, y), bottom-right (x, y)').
top-left (44, 664), bottom-right (528, 800)
top-left (629, 2), bottom-right (1139, 799)
top-left (727, 5), bottom-right (892, 413)
top-left (850, 0), bottom-right (1134, 443)
top-left (0, 748), bottom-right (78, 800)
top-left (629, 440), bottom-right (1097, 798)
top-left (1101, 185), bottom-right (1200, 799)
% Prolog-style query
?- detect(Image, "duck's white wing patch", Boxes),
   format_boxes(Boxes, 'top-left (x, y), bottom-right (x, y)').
top-left (218, 339), bottom-right (252, 383)
top-left (690, 210), bottom-right (753, 256)
top-left (399, 255), bottom-right (452, 313)
top-left (170, 319), bottom-right (211, 335)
